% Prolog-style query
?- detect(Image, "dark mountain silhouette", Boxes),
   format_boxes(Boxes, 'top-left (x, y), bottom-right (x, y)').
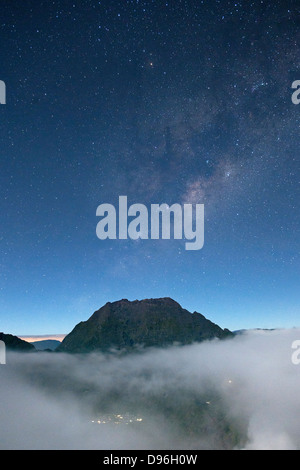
top-left (57, 297), bottom-right (233, 353)
top-left (0, 332), bottom-right (36, 352)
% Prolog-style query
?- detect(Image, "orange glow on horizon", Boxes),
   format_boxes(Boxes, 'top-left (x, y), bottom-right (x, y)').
top-left (19, 334), bottom-right (66, 343)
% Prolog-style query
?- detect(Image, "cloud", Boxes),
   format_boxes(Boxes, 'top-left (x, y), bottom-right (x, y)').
top-left (1, 329), bottom-right (300, 449)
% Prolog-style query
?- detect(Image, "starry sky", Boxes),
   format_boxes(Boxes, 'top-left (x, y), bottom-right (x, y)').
top-left (0, 0), bottom-right (299, 336)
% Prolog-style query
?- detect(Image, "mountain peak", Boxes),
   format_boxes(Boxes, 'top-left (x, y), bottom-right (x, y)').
top-left (57, 297), bottom-right (232, 354)
top-left (108, 297), bottom-right (181, 307)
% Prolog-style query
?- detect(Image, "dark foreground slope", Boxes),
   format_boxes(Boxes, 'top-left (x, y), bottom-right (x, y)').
top-left (0, 332), bottom-right (36, 352)
top-left (57, 297), bottom-right (233, 353)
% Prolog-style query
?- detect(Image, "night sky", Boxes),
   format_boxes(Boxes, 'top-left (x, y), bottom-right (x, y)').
top-left (0, 0), bottom-right (299, 336)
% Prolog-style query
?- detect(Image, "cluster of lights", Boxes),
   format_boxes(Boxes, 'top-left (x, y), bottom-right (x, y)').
top-left (91, 413), bottom-right (143, 425)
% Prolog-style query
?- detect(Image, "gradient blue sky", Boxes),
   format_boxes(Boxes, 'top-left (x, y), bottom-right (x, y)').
top-left (0, 0), bottom-right (299, 336)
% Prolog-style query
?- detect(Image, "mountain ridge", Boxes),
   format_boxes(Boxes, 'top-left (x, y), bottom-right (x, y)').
top-left (31, 339), bottom-right (61, 351)
top-left (0, 332), bottom-right (36, 352)
top-left (57, 297), bottom-right (233, 353)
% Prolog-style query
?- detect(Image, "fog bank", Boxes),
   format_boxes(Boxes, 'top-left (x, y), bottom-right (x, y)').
top-left (1, 328), bottom-right (300, 450)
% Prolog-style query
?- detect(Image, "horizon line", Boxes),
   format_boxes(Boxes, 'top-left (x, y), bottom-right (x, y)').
top-left (19, 334), bottom-right (66, 343)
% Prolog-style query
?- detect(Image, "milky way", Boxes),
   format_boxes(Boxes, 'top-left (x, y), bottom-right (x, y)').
top-left (0, 0), bottom-right (299, 334)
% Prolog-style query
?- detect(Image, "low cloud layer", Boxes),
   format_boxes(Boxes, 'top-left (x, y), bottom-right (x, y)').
top-left (1, 329), bottom-right (300, 450)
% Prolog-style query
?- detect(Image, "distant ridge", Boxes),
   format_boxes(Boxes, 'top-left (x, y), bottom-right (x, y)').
top-left (31, 339), bottom-right (61, 351)
top-left (57, 297), bottom-right (233, 353)
top-left (233, 328), bottom-right (277, 334)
